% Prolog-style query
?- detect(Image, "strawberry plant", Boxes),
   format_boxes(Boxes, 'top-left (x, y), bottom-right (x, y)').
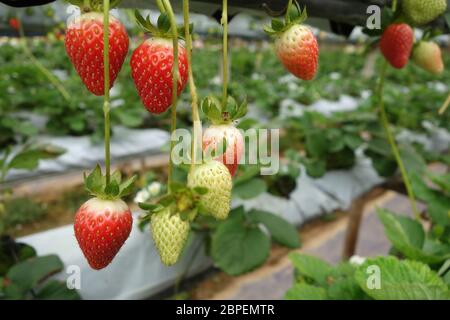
top-left (0, 236), bottom-right (80, 300)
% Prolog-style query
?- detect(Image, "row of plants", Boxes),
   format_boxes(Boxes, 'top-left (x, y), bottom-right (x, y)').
top-left (285, 0), bottom-right (450, 300)
top-left (0, 31), bottom-right (448, 149)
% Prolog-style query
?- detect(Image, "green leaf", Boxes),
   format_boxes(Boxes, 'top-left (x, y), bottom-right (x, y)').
top-left (0, 239), bottom-right (36, 276)
top-left (36, 280), bottom-right (81, 300)
top-left (288, 253), bottom-right (332, 285)
top-left (378, 208), bottom-right (425, 248)
top-left (328, 279), bottom-right (366, 300)
top-left (344, 134), bottom-right (363, 149)
top-left (5, 255), bottom-right (64, 297)
top-left (285, 283), bottom-right (327, 300)
top-left (233, 165), bottom-right (260, 186)
top-left (410, 174), bottom-right (450, 226)
top-left (376, 208), bottom-right (450, 264)
top-left (437, 259), bottom-right (450, 277)
top-left (232, 178), bottom-right (267, 200)
top-left (6, 144), bottom-right (64, 171)
top-left (305, 131), bottom-right (328, 158)
top-left (399, 144), bottom-right (426, 177)
top-left (303, 158), bottom-right (326, 178)
top-left (427, 172), bottom-right (450, 194)
top-left (355, 256), bottom-right (449, 300)
top-left (249, 210), bottom-right (300, 248)
top-left (212, 218), bottom-right (270, 275)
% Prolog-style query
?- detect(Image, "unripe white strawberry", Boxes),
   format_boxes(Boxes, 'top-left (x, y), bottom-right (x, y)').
top-left (413, 41), bottom-right (444, 74)
top-left (150, 208), bottom-right (190, 266)
top-left (188, 160), bottom-right (232, 220)
top-left (402, 0), bottom-right (447, 26)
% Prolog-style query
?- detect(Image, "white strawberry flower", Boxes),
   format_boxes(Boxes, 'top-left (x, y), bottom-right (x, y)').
top-left (134, 189), bottom-right (150, 204)
top-left (349, 255), bottom-right (366, 266)
top-left (147, 182), bottom-right (162, 197)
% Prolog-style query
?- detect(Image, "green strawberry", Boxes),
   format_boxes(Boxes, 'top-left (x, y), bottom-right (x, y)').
top-left (413, 41), bottom-right (444, 74)
top-left (402, 0), bottom-right (447, 26)
top-left (151, 208), bottom-right (190, 266)
top-left (188, 160), bottom-right (232, 220)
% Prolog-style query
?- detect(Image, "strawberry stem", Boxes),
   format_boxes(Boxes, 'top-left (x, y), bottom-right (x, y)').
top-left (438, 92), bottom-right (450, 115)
top-left (156, 0), bottom-right (165, 12)
top-left (221, 0), bottom-right (228, 110)
top-left (162, 0), bottom-right (179, 193)
top-left (391, 0), bottom-right (398, 12)
top-left (377, 60), bottom-right (420, 220)
top-left (183, 0), bottom-right (201, 174)
top-left (103, 0), bottom-right (111, 184)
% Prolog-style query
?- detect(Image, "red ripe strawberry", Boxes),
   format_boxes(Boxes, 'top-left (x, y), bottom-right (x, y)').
top-left (380, 23), bottom-right (414, 69)
top-left (130, 38), bottom-right (188, 114)
top-left (74, 197), bottom-right (132, 270)
top-left (275, 24), bottom-right (319, 80)
top-left (65, 12), bottom-right (129, 96)
top-left (203, 124), bottom-right (244, 176)
top-left (9, 18), bottom-right (20, 31)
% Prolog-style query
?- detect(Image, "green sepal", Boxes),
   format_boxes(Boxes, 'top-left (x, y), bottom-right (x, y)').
top-left (157, 12), bottom-right (171, 33)
top-left (179, 208), bottom-right (198, 222)
top-left (104, 179), bottom-right (120, 197)
top-left (178, 23), bottom-right (194, 37)
top-left (264, 1), bottom-right (308, 36)
top-left (137, 181), bottom-right (207, 231)
top-left (193, 187), bottom-right (208, 195)
top-left (134, 10), bottom-right (188, 40)
top-left (201, 95), bottom-right (248, 124)
top-left (67, 0), bottom-right (122, 12)
top-left (138, 202), bottom-right (164, 212)
top-left (83, 165), bottom-right (137, 200)
top-left (170, 181), bottom-right (188, 193)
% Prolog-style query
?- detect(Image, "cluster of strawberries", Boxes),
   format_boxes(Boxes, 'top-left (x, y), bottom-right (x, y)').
top-left (380, 0), bottom-right (446, 73)
top-left (65, 0), bottom-right (322, 270)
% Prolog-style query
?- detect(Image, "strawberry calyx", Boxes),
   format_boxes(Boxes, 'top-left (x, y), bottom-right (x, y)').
top-left (201, 95), bottom-right (247, 125)
top-left (67, 0), bottom-right (122, 13)
top-left (134, 10), bottom-right (193, 40)
top-left (138, 182), bottom-right (208, 228)
top-left (264, 0), bottom-right (308, 36)
top-left (83, 164), bottom-right (137, 201)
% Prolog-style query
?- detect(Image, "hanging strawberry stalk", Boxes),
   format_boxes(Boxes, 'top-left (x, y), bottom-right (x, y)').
top-left (138, 0), bottom-right (244, 265)
top-left (194, 0), bottom-right (247, 179)
top-left (67, 0), bottom-right (136, 270)
top-left (187, 0), bottom-right (245, 224)
top-left (134, 0), bottom-right (197, 266)
top-left (372, 0), bottom-right (446, 220)
top-left (264, 0), bottom-right (319, 80)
